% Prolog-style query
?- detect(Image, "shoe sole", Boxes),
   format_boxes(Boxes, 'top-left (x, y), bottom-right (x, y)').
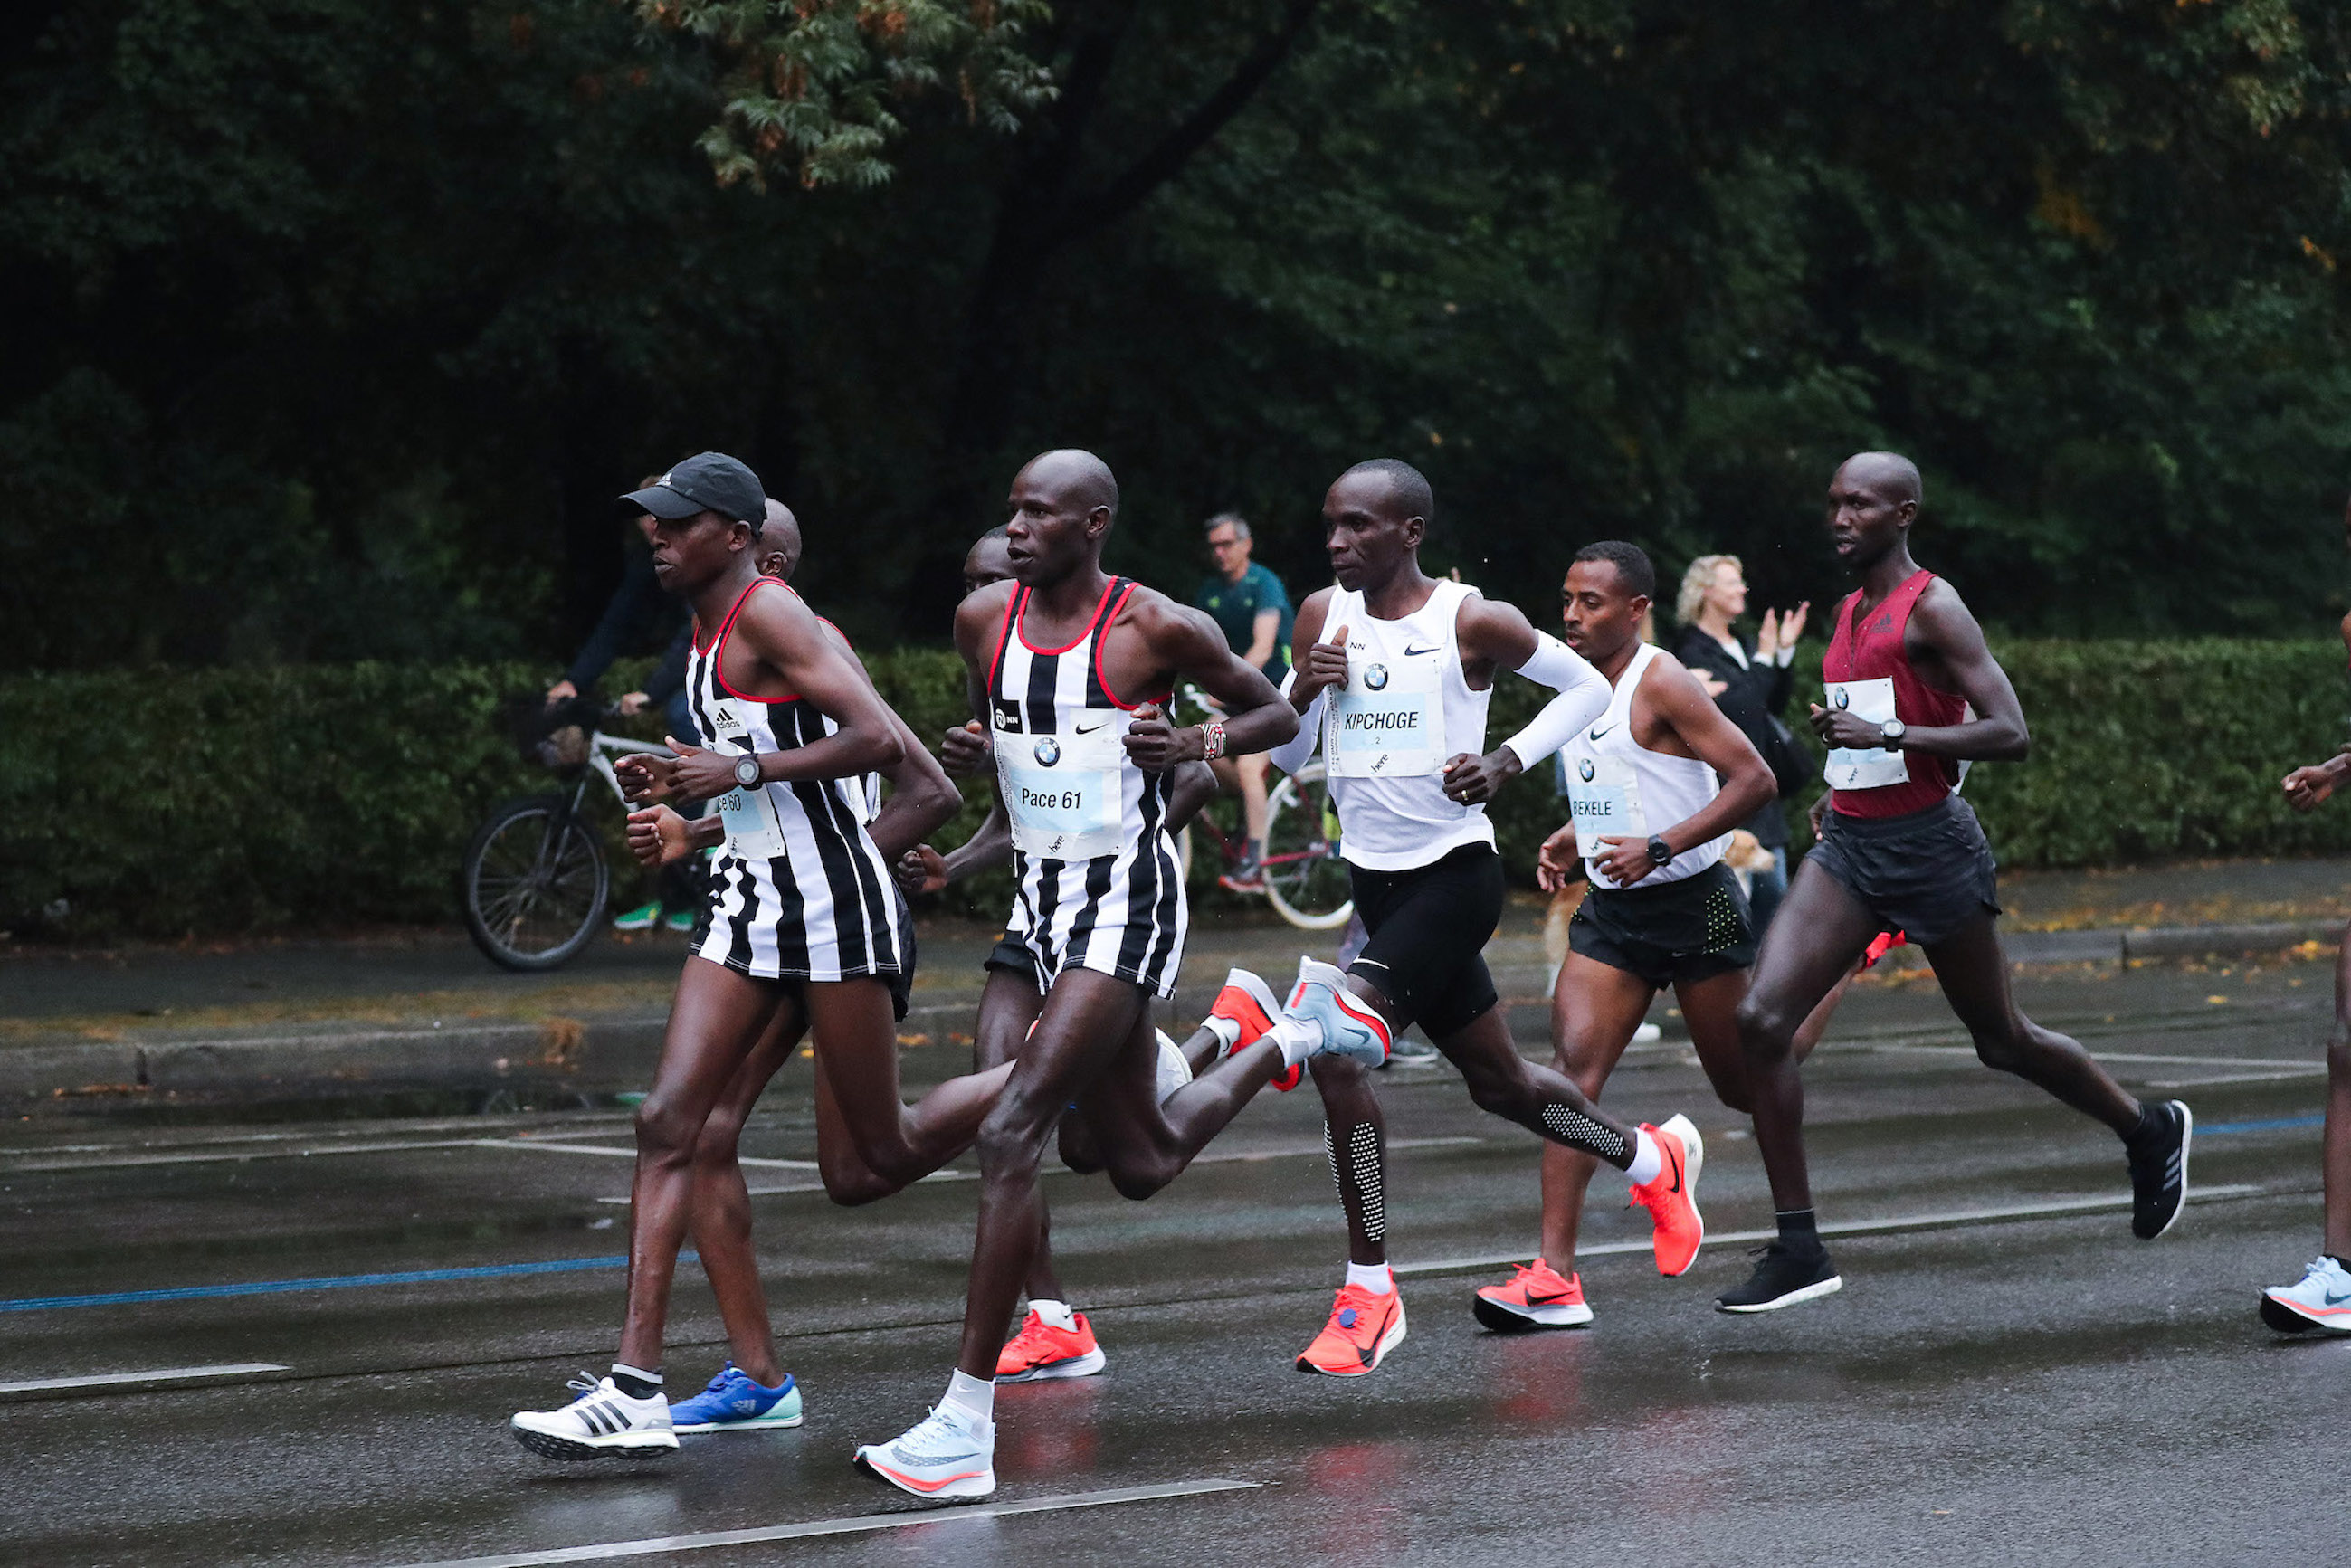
top-left (1716, 1274), bottom-right (1843, 1315)
top-left (852, 1451), bottom-right (996, 1501)
top-left (2137, 1102), bottom-right (2193, 1240)
top-left (672, 1410), bottom-right (804, 1433)
top-left (510, 1423), bottom-right (678, 1461)
top-left (1296, 1307), bottom-right (1408, 1375)
top-left (996, 1347), bottom-right (1108, 1383)
top-left (2259, 1293), bottom-right (2351, 1335)
top-left (1471, 1295), bottom-right (1593, 1333)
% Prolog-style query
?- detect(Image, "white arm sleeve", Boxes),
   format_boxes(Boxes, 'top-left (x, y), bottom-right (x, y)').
top-left (1499, 632), bottom-right (1613, 768)
top-left (1268, 669), bottom-right (1325, 775)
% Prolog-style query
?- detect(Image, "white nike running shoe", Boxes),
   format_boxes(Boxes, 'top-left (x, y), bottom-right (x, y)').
top-left (2261, 1255), bottom-right (2351, 1335)
top-left (1288, 957), bottom-right (1392, 1069)
top-left (1155, 1027), bottom-right (1193, 1103)
top-left (854, 1405), bottom-right (997, 1500)
top-left (510, 1373), bottom-right (678, 1461)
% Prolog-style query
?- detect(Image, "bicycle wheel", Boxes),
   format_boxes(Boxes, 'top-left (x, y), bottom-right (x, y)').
top-left (462, 794), bottom-right (610, 971)
top-left (1261, 762), bottom-right (1354, 930)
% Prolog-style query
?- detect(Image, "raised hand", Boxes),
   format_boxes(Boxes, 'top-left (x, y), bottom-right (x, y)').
top-left (1292, 625), bottom-right (1350, 706)
top-left (1756, 607), bottom-right (1781, 660)
top-left (663, 736), bottom-right (740, 804)
top-left (1122, 702), bottom-right (1195, 770)
top-left (1592, 833), bottom-right (1655, 888)
top-left (941, 719), bottom-right (992, 779)
top-left (625, 805), bottom-right (693, 868)
top-left (1442, 746), bottom-right (1522, 804)
top-left (896, 843), bottom-right (949, 896)
top-left (1781, 601), bottom-right (1811, 645)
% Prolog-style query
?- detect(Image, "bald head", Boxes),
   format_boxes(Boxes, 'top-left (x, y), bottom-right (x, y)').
top-left (1836, 451), bottom-right (1922, 509)
top-left (757, 498), bottom-right (803, 583)
top-left (1018, 449), bottom-right (1119, 519)
top-left (1337, 458), bottom-right (1435, 527)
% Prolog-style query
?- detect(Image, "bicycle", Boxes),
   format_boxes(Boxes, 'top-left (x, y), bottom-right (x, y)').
top-left (1171, 686), bottom-right (1353, 932)
top-left (461, 697), bottom-right (672, 971)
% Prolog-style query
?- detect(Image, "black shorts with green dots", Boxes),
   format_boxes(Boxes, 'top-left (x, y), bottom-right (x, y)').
top-left (1568, 860), bottom-right (1756, 989)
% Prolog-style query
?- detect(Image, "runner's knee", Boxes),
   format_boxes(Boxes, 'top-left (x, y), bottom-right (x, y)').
top-left (1736, 992), bottom-right (1802, 1055)
top-left (690, 1110), bottom-right (748, 1172)
top-left (1969, 1022), bottom-right (2032, 1074)
top-left (633, 1094), bottom-right (703, 1164)
top-left (1056, 1117), bottom-right (1104, 1174)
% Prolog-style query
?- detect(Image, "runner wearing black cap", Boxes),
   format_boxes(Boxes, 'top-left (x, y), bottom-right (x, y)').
top-left (1721, 451), bottom-right (2192, 1314)
top-left (509, 454), bottom-right (1012, 1462)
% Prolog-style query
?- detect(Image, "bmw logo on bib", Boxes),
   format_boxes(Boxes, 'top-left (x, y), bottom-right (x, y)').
top-left (1034, 736), bottom-right (1061, 766)
top-left (1833, 689), bottom-right (1851, 709)
top-left (1365, 663), bottom-right (1389, 691)
top-left (1578, 757), bottom-right (1596, 782)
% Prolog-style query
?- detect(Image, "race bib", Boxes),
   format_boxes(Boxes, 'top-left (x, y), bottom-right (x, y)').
top-left (1822, 678), bottom-right (1909, 791)
top-left (1327, 650), bottom-right (1444, 778)
top-left (997, 717), bottom-right (1127, 861)
top-left (703, 699), bottom-right (788, 859)
top-left (1566, 752), bottom-right (1650, 883)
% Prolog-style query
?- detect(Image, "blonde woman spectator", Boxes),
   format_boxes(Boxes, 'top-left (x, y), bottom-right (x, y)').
top-left (1670, 555), bottom-right (1808, 928)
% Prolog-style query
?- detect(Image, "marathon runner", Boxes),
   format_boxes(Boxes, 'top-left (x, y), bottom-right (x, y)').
top-left (1263, 461), bottom-right (1709, 1375)
top-left (893, 524), bottom-right (1278, 1385)
top-left (852, 450), bottom-right (1337, 1502)
top-left (2261, 499), bottom-right (2351, 1335)
top-left (1722, 451), bottom-right (2192, 1314)
top-left (508, 456), bottom-right (1010, 1460)
top-left (1471, 541), bottom-right (1775, 1332)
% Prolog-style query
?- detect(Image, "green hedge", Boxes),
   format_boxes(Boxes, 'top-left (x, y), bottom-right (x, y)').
top-left (6, 640), bottom-right (2350, 939)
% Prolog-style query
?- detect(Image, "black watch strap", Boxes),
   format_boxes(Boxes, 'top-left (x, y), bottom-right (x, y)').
top-left (734, 754), bottom-right (763, 789)
top-left (1646, 834), bottom-right (1673, 866)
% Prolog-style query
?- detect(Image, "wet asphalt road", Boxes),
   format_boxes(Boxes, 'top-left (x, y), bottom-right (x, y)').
top-left (3, 954), bottom-right (2344, 1567)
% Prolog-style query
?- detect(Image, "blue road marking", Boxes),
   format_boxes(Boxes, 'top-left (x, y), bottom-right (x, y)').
top-left (0, 1252), bottom-right (695, 1314)
top-left (2198, 1114), bottom-right (2326, 1136)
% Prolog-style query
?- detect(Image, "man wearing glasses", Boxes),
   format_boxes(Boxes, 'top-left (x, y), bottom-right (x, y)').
top-left (1195, 512), bottom-right (1295, 889)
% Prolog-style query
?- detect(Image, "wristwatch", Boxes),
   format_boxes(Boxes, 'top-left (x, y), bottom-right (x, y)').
top-left (1880, 718), bottom-right (1907, 747)
top-left (1646, 834), bottom-right (1673, 867)
top-left (733, 755), bottom-right (764, 791)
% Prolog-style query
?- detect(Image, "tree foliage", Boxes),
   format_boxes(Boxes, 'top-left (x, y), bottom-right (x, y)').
top-left (5, 0), bottom-right (2351, 674)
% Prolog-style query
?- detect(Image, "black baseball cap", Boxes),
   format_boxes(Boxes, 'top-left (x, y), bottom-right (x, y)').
top-left (619, 452), bottom-right (766, 525)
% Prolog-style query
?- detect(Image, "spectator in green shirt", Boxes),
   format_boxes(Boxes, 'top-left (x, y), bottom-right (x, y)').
top-left (1194, 513), bottom-right (1293, 889)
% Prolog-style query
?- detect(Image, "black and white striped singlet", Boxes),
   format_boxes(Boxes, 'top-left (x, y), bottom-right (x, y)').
top-left (686, 579), bottom-right (906, 984)
top-left (986, 576), bottom-right (1187, 998)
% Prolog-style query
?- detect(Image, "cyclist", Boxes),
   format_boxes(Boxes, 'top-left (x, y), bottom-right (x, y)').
top-left (1194, 512), bottom-right (1294, 890)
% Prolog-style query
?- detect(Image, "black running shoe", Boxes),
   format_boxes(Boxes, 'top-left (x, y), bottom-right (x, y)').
top-left (1716, 1241), bottom-right (1842, 1314)
top-left (2127, 1099), bottom-right (2193, 1240)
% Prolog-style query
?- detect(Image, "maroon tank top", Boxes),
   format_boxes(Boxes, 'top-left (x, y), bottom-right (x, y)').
top-left (1821, 569), bottom-right (1965, 818)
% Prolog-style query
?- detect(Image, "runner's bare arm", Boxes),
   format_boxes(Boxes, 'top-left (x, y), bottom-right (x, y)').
top-left (1812, 579), bottom-right (2027, 762)
top-left (1587, 656), bottom-right (1775, 887)
top-left (1443, 595), bottom-right (1610, 803)
top-left (1165, 761), bottom-right (1220, 834)
top-left (1122, 598), bottom-right (1296, 768)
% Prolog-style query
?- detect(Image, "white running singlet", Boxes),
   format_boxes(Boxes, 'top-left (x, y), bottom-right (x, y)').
top-left (684, 580), bottom-right (907, 983)
top-left (1560, 643), bottom-right (1728, 891)
top-left (1312, 578), bottom-right (1493, 872)
top-left (985, 577), bottom-right (1188, 998)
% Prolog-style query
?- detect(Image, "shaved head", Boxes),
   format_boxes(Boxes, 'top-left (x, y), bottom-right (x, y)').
top-left (1337, 458), bottom-right (1435, 527)
top-left (757, 498), bottom-right (803, 582)
top-left (1837, 451), bottom-right (1922, 508)
top-left (1020, 449), bottom-right (1119, 519)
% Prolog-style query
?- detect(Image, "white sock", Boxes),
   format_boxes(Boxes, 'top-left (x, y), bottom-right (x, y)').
top-left (1625, 1126), bottom-right (1662, 1186)
top-left (943, 1368), bottom-right (995, 1427)
top-left (1270, 1014), bottom-right (1321, 1068)
top-left (1203, 1014), bottom-right (1242, 1052)
top-left (1345, 1261), bottom-right (1394, 1296)
top-left (1029, 1297), bottom-right (1077, 1332)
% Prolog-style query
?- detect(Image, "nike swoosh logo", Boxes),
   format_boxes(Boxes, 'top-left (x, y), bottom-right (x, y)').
top-left (1074, 719), bottom-right (1109, 735)
top-left (2327, 1289), bottom-right (2351, 1306)
top-left (1588, 725), bottom-right (1615, 741)
top-left (1403, 643), bottom-right (1441, 656)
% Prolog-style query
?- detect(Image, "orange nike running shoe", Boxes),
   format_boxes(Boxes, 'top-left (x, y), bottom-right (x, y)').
top-left (1627, 1114), bottom-right (1705, 1277)
top-left (1207, 967), bottom-right (1302, 1088)
top-left (1471, 1259), bottom-right (1593, 1332)
top-left (1295, 1283), bottom-right (1407, 1375)
top-left (995, 1310), bottom-right (1107, 1382)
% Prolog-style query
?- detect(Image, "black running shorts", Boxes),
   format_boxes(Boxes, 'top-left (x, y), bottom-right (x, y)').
top-left (1568, 860), bottom-right (1755, 989)
top-left (1347, 843), bottom-right (1504, 1039)
top-left (1804, 795), bottom-right (2001, 948)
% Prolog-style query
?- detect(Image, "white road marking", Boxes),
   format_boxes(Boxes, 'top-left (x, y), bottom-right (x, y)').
top-left (474, 1140), bottom-right (820, 1170)
top-left (2148, 1068), bottom-right (2328, 1088)
top-left (1393, 1183), bottom-right (2269, 1277)
top-left (2, 1140), bottom-right (488, 1174)
top-left (1865, 1044), bottom-right (2318, 1069)
top-left (384, 1478), bottom-right (1261, 1568)
top-left (0, 1362), bottom-right (290, 1395)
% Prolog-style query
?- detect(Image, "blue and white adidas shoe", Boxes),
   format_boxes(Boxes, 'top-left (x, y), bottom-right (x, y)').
top-left (669, 1364), bottom-right (804, 1433)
